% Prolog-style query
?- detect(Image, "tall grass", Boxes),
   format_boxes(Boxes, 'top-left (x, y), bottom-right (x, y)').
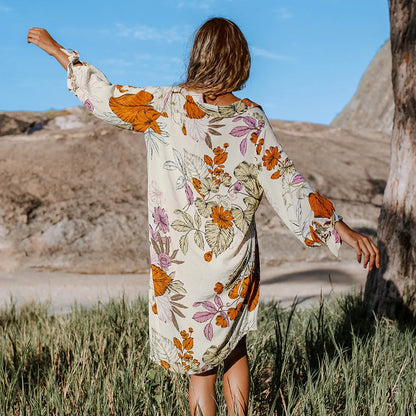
top-left (1, 289), bottom-right (415, 415)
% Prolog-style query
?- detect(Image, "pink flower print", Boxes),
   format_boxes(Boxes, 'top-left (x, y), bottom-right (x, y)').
top-left (233, 181), bottom-right (243, 193)
top-left (332, 228), bottom-right (341, 243)
top-left (161, 236), bottom-right (171, 246)
top-left (292, 174), bottom-right (306, 184)
top-left (149, 224), bottom-right (158, 240)
top-left (150, 180), bottom-right (163, 205)
top-left (83, 99), bottom-right (94, 113)
top-left (158, 252), bottom-right (172, 268)
top-left (153, 206), bottom-right (169, 233)
top-left (185, 183), bottom-right (194, 205)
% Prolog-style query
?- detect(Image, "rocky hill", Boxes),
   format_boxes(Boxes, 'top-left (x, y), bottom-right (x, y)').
top-left (0, 108), bottom-right (390, 274)
top-left (331, 40), bottom-right (394, 134)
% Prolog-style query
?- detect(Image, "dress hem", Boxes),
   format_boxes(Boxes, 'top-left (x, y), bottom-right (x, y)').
top-left (149, 325), bottom-right (258, 376)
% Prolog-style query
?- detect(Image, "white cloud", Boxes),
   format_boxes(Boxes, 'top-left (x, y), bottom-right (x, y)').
top-left (115, 23), bottom-right (188, 43)
top-left (0, 5), bottom-right (12, 12)
top-left (274, 7), bottom-right (293, 20)
top-left (251, 47), bottom-right (293, 61)
top-left (177, 0), bottom-right (215, 10)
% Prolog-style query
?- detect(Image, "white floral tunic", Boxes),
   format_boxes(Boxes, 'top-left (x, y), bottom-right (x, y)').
top-left (63, 48), bottom-right (343, 375)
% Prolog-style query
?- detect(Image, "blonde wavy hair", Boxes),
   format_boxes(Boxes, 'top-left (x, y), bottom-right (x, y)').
top-left (180, 18), bottom-right (251, 100)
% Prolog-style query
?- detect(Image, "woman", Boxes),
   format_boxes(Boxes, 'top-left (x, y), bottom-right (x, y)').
top-left (28, 18), bottom-right (379, 416)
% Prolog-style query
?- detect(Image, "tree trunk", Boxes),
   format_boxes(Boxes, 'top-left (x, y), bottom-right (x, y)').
top-left (364, 0), bottom-right (416, 317)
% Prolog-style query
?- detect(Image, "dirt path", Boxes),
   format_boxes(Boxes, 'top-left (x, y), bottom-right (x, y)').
top-left (0, 260), bottom-right (368, 315)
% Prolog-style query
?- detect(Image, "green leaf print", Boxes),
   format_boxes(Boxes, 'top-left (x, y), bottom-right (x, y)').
top-left (230, 207), bottom-right (249, 234)
top-left (175, 209), bottom-right (194, 228)
top-left (199, 177), bottom-right (220, 195)
top-left (234, 161), bottom-right (263, 199)
top-left (194, 230), bottom-right (205, 250)
top-left (183, 149), bottom-right (209, 181)
top-left (204, 222), bottom-right (234, 256)
top-left (244, 196), bottom-right (258, 214)
top-left (179, 234), bottom-right (188, 255)
top-left (194, 212), bottom-right (201, 229)
top-left (231, 196), bottom-right (258, 235)
top-left (202, 342), bottom-right (232, 366)
top-left (172, 220), bottom-right (193, 233)
top-left (195, 198), bottom-right (217, 218)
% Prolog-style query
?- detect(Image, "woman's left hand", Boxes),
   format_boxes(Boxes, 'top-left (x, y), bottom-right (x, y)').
top-left (27, 27), bottom-right (61, 56)
top-left (334, 220), bottom-right (380, 271)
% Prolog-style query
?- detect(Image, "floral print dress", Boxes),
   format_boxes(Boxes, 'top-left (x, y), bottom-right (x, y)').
top-left (63, 48), bottom-right (343, 375)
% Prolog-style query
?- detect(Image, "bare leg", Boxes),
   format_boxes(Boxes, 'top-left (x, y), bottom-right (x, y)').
top-left (223, 335), bottom-right (250, 416)
top-left (188, 367), bottom-right (218, 416)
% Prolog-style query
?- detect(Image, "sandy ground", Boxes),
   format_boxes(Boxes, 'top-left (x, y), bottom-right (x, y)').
top-left (0, 261), bottom-right (369, 315)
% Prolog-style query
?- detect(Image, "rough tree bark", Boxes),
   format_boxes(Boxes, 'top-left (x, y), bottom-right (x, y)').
top-left (364, 0), bottom-right (416, 317)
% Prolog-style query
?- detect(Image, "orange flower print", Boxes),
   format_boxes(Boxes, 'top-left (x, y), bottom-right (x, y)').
top-left (309, 191), bottom-right (335, 218)
top-left (115, 84), bottom-right (129, 93)
top-left (305, 225), bottom-right (323, 246)
top-left (109, 90), bottom-right (166, 133)
top-left (271, 170), bottom-right (281, 180)
top-left (216, 315), bottom-right (228, 328)
top-left (256, 138), bottom-right (264, 155)
top-left (242, 98), bottom-right (259, 108)
top-left (228, 264), bottom-right (259, 312)
top-left (134, 107), bottom-right (162, 133)
top-left (246, 279), bottom-right (259, 312)
top-left (210, 205), bottom-right (233, 229)
top-left (204, 155), bottom-right (213, 166)
top-left (183, 337), bottom-right (194, 351)
top-left (214, 151), bottom-right (227, 165)
top-left (249, 132), bottom-right (264, 155)
top-left (227, 302), bottom-right (242, 320)
top-left (160, 360), bottom-right (170, 370)
top-left (151, 264), bottom-right (172, 297)
top-left (204, 251), bottom-right (213, 262)
top-left (229, 279), bottom-right (249, 300)
top-left (262, 146), bottom-right (281, 171)
top-left (173, 329), bottom-right (197, 370)
top-left (192, 177), bottom-right (205, 198)
top-left (184, 95), bottom-right (206, 119)
top-left (182, 123), bottom-right (187, 135)
top-left (173, 337), bottom-right (182, 351)
top-left (214, 282), bottom-right (224, 294)
top-left (109, 90), bottom-right (153, 120)
top-left (152, 303), bottom-right (158, 314)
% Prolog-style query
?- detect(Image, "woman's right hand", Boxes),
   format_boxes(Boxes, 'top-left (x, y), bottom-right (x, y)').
top-left (334, 220), bottom-right (380, 271)
top-left (27, 27), bottom-right (61, 56)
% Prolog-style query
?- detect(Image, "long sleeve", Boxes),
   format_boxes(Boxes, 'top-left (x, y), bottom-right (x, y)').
top-left (63, 48), bottom-right (168, 133)
top-left (255, 119), bottom-right (343, 258)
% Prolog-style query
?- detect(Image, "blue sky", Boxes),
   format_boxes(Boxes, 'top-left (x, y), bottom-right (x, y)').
top-left (0, 0), bottom-right (389, 124)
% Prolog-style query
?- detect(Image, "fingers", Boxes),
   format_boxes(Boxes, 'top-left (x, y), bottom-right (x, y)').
top-left (27, 27), bottom-right (48, 44)
top-left (27, 28), bottom-right (41, 44)
top-left (353, 234), bottom-right (380, 271)
top-left (369, 238), bottom-right (381, 269)
top-left (361, 238), bottom-right (374, 270)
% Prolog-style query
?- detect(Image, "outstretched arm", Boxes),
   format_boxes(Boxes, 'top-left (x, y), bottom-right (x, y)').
top-left (27, 27), bottom-right (82, 69)
top-left (27, 27), bottom-right (168, 136)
